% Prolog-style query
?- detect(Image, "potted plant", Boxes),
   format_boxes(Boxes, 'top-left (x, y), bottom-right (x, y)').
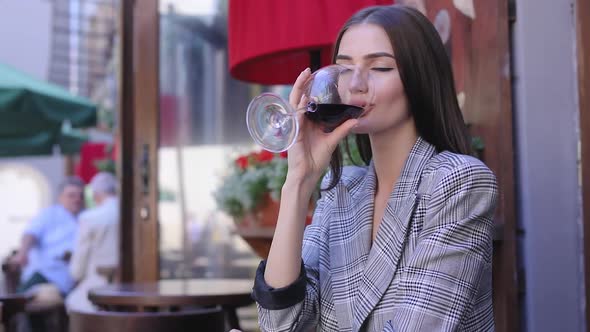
top-left (214, 137), bottom-right (367, 257)
top-left (214, 149), bottom-right (302, 257)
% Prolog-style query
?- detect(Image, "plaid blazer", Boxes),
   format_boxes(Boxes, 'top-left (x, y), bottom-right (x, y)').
top-left (253, 137), bottom-right (498, 332)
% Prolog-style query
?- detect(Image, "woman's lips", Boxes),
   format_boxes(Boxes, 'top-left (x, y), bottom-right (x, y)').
top-left (348, 99), bottom-right (366, 108)
top-left (358, 105), bottom-right (373, 118)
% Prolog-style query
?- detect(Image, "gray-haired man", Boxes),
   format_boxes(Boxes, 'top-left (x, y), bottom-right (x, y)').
top-left (66, 172), bottom-right (119, 312)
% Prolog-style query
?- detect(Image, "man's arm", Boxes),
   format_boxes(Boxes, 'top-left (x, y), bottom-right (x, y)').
top-left (10, 208), bottom-right (50, 268)
top-left (10, 234), bottom-right (37, 267)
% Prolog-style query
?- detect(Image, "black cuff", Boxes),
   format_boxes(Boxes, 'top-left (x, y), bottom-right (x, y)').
top-left (251, 259), bottom-right (307, 310)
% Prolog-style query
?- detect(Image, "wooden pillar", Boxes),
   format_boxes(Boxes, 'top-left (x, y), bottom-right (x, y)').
top-left (491, 0), bottom-right (519, 330)
top-left (118, 0), bottom-right (159, 283)
top-left (448, 0), bottom-right (518, 329)
top-left (577, 0), bottom-right (590, 329)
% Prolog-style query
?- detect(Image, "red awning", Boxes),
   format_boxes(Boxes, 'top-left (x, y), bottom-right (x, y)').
top-left (75, 142), bottom-right (115, 183)
top-left (229, 0), bottom-right (394, 85)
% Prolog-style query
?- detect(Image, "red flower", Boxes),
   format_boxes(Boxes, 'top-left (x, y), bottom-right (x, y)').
top-left (236, 156), bottom-right (249, 170)
top-left (256, 150), bottom-right (275, 163)
top-left (279, 151), bottom-right (288, 158)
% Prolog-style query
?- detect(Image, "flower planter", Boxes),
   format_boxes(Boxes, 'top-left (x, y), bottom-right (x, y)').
top-left (237, 194), bottom-right (280, 228)
top-left (235, 195), bottom-right (314, 259)
top-left (216, 145), bottom-right (359, 259)
top-left (235, 195), bottom-right (278, 259)
top-left (236, 226), bottom-right (275, 259)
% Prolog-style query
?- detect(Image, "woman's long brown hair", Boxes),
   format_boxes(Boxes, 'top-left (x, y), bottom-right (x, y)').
top-left (324, 5), bottom-right (471, 190)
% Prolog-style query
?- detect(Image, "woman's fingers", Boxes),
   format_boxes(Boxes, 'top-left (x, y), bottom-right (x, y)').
top-left (295, 95), bottom-right (308, 127)
top-left (325, 118), bottom-right (358, 148)
top-left (289, 68), bottom-right (311, 109)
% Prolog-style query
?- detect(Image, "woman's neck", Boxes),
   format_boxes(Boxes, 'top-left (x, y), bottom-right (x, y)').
top-left (369, 123), bottom-right (418, 194)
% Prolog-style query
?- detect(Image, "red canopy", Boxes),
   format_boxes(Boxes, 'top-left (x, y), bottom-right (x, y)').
top-left (75, 142), bottom-right (116, 183)
top-left (228, 0), bottom-right (394, 85)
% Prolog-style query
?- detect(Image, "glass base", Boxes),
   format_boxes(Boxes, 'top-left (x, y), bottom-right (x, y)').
top-left (246, 93), bottom-right (298, 152)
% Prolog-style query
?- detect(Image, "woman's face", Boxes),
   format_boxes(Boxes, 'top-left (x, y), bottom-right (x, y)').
top-left (335, 23), bottom-right (411, 136)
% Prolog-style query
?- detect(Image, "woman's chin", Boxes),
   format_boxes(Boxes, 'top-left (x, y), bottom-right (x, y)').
top-left (350, 123), bottom-right (368, 134)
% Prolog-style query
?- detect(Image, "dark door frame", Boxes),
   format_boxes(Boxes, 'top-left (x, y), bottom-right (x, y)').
top-left (117, 0), bottom-right (159, 283)
top-left (577, 0), bottom-right (590, 329)
top-left (463, 1), bottom-right (518, 330)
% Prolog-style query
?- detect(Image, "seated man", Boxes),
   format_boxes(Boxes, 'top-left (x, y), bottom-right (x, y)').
top-left (10, 176), bottom-right (85, 296)
top-left (66, 172), bottom-right (119, 312)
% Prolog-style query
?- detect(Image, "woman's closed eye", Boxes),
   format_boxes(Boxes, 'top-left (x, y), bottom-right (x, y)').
top-left (371, 67), bottom-right (394, 72)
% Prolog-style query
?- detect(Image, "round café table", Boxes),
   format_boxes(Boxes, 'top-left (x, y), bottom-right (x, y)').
top-left (88, 278), bottom-right (254, 329)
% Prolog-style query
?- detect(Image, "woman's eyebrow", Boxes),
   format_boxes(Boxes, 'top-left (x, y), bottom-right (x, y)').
top-left (335, 52), bottom-right (396, 61)
top-left (335, 54), bottom-right (353, 61)
top-left (364, 52), bottom-right (395, 59)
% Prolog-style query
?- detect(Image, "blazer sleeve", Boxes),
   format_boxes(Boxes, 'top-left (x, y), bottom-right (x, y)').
top-left (252, 192), bottom-right (328, 332)
top-left (387, 161), bottom-right (498, 331)
top-left (69, 217), bottom-right (94, 282)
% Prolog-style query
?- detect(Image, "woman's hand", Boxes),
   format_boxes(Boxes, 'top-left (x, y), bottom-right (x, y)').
top-left (285, 68), bottom-right (358, 189)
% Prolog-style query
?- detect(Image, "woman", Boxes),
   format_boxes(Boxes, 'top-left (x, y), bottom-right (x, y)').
top-left (252, 5), bottom-right (498, 332)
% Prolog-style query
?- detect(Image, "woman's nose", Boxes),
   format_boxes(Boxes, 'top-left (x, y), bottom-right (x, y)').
top-left (349, 69), bottom-right (369, 94)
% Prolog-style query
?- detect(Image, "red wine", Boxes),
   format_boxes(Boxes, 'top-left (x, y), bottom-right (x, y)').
top-left (305, 103), bottom-right (363, 133)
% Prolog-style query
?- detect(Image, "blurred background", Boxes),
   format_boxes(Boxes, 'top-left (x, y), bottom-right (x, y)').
top-left (0, 0), bottom-right (588, 331)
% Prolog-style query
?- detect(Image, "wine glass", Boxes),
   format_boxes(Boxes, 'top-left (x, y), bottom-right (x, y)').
top-left (246, 64), bottom-right (374, 152)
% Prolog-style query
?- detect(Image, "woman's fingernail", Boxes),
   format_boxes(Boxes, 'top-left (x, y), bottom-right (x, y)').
top-left (305, 67), bottom-right (311, 73)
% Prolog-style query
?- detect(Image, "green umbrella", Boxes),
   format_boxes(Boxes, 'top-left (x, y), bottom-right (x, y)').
top-left (0, 126), bottom-right (88, 157)
top-left (0, 62), bottom-right (97, 156)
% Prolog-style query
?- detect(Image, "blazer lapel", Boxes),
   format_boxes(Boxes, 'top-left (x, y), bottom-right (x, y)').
top-left (352, 137), bottom-right (436, 331)
top-left (329, 166), bottom-right (376, 331)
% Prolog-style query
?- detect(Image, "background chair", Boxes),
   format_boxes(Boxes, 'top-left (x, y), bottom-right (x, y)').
top-left (69, 307), bottom-right (226, 332)
top-left (1, 251), bottom-right (21, 294)
top-left (95, 265), bottom-right (119, 284)
top-left (0, 294), bottom-right (29, 332)
top-left (2, 253), bottom-right (68, 332)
